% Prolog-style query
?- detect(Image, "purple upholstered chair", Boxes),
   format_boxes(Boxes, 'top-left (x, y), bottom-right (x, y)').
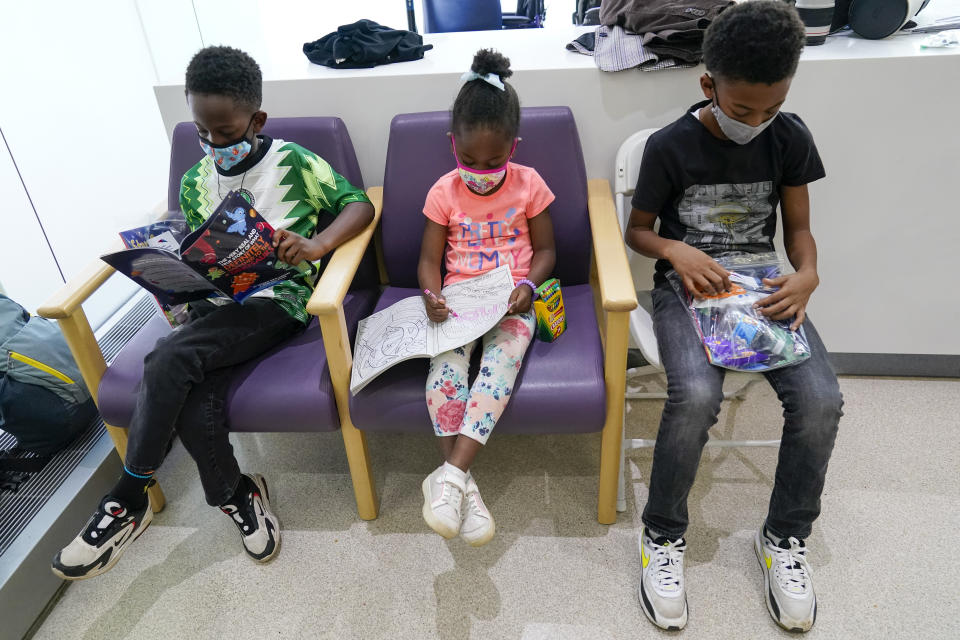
top-left (38, 118), bottom-right (382, 518)
top-left (344, 107), bottom-right (637, 523)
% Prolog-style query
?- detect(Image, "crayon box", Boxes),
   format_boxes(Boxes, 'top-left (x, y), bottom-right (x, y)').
top-left (533, 278), bottom-right (566, 342)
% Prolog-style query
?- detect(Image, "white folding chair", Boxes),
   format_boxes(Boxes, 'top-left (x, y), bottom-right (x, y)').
top-left (614, 128), bottom-right (779, 513)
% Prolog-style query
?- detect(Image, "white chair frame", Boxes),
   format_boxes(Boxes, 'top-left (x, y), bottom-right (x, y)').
top-left (613, 128), bottom-right (780, 513)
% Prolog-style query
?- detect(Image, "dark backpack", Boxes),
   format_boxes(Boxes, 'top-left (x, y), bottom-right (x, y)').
top-left (0, 294), bottom-right (98, 484)
top-left (303, 19), bottom-right (433, 69)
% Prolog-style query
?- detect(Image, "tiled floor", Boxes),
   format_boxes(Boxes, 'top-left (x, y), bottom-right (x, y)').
top-left (31, 375), bottom-right (960, 639)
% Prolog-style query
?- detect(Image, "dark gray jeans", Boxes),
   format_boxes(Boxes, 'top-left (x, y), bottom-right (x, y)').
top-left (124, 299), bottom-right (302, 506)
top-left (642, 283), bottom-right (843, 540)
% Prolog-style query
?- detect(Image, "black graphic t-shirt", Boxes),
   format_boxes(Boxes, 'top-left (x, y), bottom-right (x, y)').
top-left (632, 100), bottom-right (825, 285)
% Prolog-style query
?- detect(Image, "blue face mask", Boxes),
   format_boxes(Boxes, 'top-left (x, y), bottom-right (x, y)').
top-left (198, 116), bottom-right (256, 171)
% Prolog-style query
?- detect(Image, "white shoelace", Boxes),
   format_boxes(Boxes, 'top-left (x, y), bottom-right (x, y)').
top-left (438, 479), bottom-right (463, 512)
top-left (769, 537), bottom-right (811, 595)
top-left (465, 491), bottom-right (487, 519)
top-left (650, 539), bottom-right (686, 593)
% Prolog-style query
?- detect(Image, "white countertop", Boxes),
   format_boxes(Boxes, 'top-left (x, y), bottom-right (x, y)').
top-left (156, 0), bottom-right (960, 87)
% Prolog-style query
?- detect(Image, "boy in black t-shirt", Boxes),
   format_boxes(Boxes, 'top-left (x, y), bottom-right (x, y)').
top-left (625, 2), bottom-right (842, 633)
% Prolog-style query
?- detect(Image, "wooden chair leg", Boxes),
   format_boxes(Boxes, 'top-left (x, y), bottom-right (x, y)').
top-left (318, 308), bottom-right (380, 520)
top-left (598, 310), bottom-right (630, 525)
top-left (147, 481), bottom-right (167, 512)
top-left (339, 420), bottom-right (379, 520)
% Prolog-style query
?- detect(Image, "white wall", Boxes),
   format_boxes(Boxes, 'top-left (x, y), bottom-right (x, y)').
top-left (0, 1), bottom-right (171, 327)
top-left (0, 132), bottom-right (65, 313)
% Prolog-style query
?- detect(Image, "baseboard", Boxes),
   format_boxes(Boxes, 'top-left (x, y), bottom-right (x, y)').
top-left (829, 353), bottom-right (960, 378)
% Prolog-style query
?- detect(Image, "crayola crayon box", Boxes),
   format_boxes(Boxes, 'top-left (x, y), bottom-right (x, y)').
top-left (533, 278), bottom-right (566, 342)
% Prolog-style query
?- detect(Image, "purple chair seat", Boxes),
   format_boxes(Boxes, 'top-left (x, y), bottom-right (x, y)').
top-left (349, 284), bottom-right (605, 433)
top-left (99, 289), bottom-right (377, 433)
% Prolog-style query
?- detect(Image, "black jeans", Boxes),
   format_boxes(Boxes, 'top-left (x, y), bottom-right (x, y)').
top-left (641, 284), bottom-right (843, 540)
top-left (124, 299), bottom-right (302, 506)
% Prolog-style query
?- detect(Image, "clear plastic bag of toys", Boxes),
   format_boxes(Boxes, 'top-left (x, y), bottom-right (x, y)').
top-left (666, 252), bottom-right (811, 372)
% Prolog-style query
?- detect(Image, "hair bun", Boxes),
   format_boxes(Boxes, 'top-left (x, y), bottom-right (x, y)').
top-left (471, 49), bottom-right (513, 80)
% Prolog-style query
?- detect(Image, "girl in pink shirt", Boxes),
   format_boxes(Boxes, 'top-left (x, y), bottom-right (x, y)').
top-left (418, 50), bottom-right (557, 547)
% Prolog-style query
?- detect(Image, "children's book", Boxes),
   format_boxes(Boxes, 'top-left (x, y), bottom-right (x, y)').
top-left (350, 265), bottom-right (515, 395)
top-left (115, 217), bottom-right (192, 326)
top-left (102, 191), bottom-right (311, 307)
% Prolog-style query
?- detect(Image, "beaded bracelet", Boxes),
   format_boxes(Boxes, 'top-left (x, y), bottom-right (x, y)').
top-left (516, 278), bottom-right (538, 300)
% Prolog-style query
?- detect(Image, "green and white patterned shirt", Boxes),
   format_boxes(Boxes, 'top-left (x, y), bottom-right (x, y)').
top-left (179, 136), bottom-right (370, 323)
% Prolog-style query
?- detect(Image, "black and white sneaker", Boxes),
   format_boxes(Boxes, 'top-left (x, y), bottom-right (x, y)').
top-left (220, 473), bottom-right (280, 563)
top-left (51, 495), bottom-right (153, 580)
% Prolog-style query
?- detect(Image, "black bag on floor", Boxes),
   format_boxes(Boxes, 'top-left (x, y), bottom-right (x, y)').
top-left (0, 294), bottom-right (97, 483)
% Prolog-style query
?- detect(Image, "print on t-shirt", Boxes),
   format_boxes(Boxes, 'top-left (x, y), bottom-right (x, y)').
top-left (449, 206), bottom-right (530, 275)
top-left (678, 181), bottom-right (773, 251)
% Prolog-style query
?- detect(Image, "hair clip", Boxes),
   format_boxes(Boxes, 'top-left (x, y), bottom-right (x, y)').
top-left (460, 70), bottom-right (505, 91)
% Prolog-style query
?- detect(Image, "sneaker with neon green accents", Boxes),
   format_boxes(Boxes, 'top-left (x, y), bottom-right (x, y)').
top-left (754, 526), bottom-right (817, 632)
top-left (638, 526), bottom-right (688, 630)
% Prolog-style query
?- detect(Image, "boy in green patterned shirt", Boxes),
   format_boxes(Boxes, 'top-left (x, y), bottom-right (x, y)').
top-left (53, 46), bottom-right (374, 580)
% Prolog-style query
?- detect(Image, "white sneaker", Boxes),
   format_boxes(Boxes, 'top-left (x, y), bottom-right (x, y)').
top-left (460, 473), bottom-right (495, 547)
top-left (52, 494), bottom-right (153, 580)
top-left (421, 464), bottom-right (465, 539)
top-left (220, 473), bottom-right (281, 563)
top-left (754, 527), bottom-right (817, 632)
top-left (638, 527), bottom-right (688, 630)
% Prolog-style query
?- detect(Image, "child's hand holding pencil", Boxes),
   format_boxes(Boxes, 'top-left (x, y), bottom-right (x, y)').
top-left (423, 289), bottom-right (458, 322)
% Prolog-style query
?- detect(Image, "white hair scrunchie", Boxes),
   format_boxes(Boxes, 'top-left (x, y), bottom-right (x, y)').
top-left (460, 70), bottom-right (505, 91)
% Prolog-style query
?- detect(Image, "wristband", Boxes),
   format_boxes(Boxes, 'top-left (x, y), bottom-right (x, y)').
top-left (516, 278), bottom-right (538, 300)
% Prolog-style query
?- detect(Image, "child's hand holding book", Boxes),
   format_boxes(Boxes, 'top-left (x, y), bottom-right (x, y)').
top-left (272, 229), bottom-right (329, 266)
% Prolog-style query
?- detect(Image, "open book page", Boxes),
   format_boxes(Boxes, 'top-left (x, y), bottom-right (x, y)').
top-left (349, 265), bottom-right (515, 395)
top-left (119, 219), bottom-right (190, 251)
top-left (432, 265), bottom-right (515, 353)
top-left (179, 193), bottom-right (302, 302)
top-left (103, 192), bottom-right (305, 306)
top-left (100, 248), bottom-right (219, 307)
top-left (117, 218), bottom-right (192, 325)
top-left (350, 296), bottom-right (430, 394)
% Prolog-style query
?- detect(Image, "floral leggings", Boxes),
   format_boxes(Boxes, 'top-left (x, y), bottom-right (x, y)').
top-left (426, 312), bottom-right (535, 445)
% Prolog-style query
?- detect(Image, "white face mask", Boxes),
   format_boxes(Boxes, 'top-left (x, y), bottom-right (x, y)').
top-left (710, 85), bottom-right (778, 145)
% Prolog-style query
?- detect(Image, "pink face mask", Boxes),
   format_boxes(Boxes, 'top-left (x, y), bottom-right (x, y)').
top-left (451, 135), bottom-right (518, 195)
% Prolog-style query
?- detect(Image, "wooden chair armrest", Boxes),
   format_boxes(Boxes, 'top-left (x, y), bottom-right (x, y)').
top-left (36, 241), bottom-right (124, 320)
top-left (306, 186), bottom-right (383, 317)
top-left (587, 179), bottom-right (638, 313)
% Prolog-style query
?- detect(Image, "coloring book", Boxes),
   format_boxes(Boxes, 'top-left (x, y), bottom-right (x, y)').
top-left (350, 265), bottom-right (515, 395)
top-left (102, 191), bottom-right (312, 307)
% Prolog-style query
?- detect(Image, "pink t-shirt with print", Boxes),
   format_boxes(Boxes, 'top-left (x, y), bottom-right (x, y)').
top-left (423, 162), bottom-right (555, 287)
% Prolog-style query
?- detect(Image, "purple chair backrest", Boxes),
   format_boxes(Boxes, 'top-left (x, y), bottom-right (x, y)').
top-left (381, 106), bottom-right (591, 288)
top-left (167, 116), bottom-right (379, 290)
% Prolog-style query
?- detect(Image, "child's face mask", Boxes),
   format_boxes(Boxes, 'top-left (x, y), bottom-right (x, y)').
top-left (710, 84), bottom-right (778, 145)
top-left (451, 135), bottom-right (518, 195)
top-left (198, 115), bottom-right (256, 170)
